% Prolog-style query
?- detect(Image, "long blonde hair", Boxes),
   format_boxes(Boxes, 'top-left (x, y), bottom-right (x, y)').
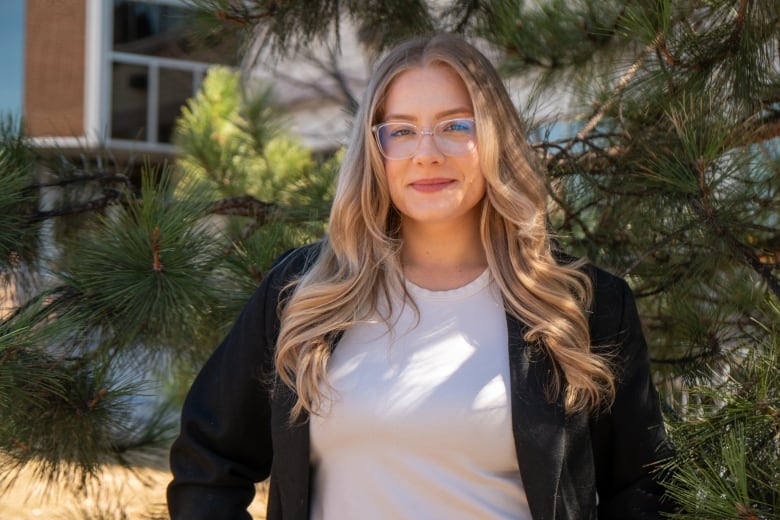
top-left (275, 34), bottom-right (615, 420)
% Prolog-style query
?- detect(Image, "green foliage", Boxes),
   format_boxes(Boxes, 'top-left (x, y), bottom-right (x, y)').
top-left (546, 92), bottom-right (779, 367)
top-left (528, 2), bottom-right (780, 383)
top-left (660, 301), bottom-right (780, 519)
top-left (174, 65), bottom-right (320, 203)
top-left (1, 62), bottom-right (337, 491)
top-left (175, 66), bottom-right (273, 198)
top-left (0, 299), bottom-right (166, 489)
top-left (0, 307), bottom-right (71, 441)
top-left (186, 0), bottom-right (435, 56)
top-left (59, 168), bottom-right (225, 352)
top-left (173, 64), bottom-right (335, 313)
top-left (480, 0), bottom-right (630, 74)
top-left (0, 116), bottom-right (39, 269)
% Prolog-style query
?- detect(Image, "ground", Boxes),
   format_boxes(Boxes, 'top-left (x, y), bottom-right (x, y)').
top-left (0, 454), bottom-right (268, 519)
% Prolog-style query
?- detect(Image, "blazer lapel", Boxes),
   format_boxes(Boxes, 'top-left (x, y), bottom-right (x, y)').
top-left (506, 313), bottom-right (567, 520)
top-left (271, 382), bottom-right (311, 520)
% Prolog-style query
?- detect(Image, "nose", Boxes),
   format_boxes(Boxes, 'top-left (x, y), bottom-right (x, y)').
top-left (413, 131), bottom-right (444, 163)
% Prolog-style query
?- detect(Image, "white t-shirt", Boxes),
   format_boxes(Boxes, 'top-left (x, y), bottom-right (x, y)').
top-left (309, 270), bottom-right (532, 519)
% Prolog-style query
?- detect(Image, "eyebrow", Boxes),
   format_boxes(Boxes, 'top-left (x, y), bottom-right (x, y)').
top-left (382, 107), bottom-right (474, 122)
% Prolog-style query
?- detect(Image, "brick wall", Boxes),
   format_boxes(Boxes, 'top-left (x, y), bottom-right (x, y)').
top-left (24, 0), bottom-right (86, 137)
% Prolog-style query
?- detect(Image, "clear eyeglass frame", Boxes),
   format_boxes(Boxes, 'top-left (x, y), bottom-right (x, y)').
top-left (371, 117), bottom-right (477, 160)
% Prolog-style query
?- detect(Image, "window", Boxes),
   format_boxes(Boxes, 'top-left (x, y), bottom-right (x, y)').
top-left (113, 0), bottom-right (189, 58)
top-left (108, 0), bottom-right (237, 147)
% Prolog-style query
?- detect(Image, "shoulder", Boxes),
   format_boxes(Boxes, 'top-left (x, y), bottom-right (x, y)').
top-left (236, 241), bottom-right (324, 349)
top-left (553, 249), bottom-right (632, 301)
top-left (263, 241), bottom-right (324, 289)
top-left (241, 241), bottom-right (324, 322)
top-left (554, 250), bottom-right (640, 343)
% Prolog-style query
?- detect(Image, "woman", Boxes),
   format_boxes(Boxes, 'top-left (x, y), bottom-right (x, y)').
top-left (168, 34), bottom-right (673, 519)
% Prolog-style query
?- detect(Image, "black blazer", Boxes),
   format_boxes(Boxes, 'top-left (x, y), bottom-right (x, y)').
top-left (168, 243), bottom-right (674, 519)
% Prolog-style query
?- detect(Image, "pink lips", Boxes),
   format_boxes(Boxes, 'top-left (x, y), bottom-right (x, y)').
top-left (410, 178), bottom-right (455, 193)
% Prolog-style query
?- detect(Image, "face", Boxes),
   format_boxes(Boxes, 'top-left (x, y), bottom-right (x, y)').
top-left (378, 65), bottom-right (486, 231)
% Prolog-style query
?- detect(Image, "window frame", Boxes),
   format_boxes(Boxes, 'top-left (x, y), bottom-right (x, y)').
top-left (100, 0), bottom-right (214, 153)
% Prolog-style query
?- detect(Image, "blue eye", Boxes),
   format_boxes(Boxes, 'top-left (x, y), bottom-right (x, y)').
top-left (389, 127), bottom-right (415, 138)
top-left (437, 119), bottom-right (476, 141)
top-left (440, 119), bottom-right (475, 134)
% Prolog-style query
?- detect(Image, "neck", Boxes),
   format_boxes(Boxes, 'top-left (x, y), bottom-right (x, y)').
top-left (400, 218), bottom-right (487, 290)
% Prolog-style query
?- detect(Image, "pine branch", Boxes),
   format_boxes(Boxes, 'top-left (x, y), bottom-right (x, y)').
top-left (221, 219), bottom-right (265, 257)
top-left (729, 0), bottom-right (750, 47)
top-left (212, 2), bottom-right (278, 27)
top-left (545, 181), bottom-right (600, 243)
top-left (322, 46), bottom-right (360, 115)
top-left (736, 110), bottom-right (780, 148)
top-left (650, 342), bottom-right (722, 366)
top-left (208, 195), bottom-right (276, 220)
top-left (0, 285), bottom-right (79, 326)
top-left (30, 173), bottom-right (130, 189)
top-left (688, 161), bottom-right (780, 300)
top-left (550, 33), bottom-right (664, 162)
top-left (567, 53), bottom-right (644, 148)
top-left (24, 190), bottom-right (125, 222)
top-left (452, 0), bottom-right (481, 33)
top-left (270, 48), bottom-right (360, 114)
top-left (618, 222), bottom-right (698, 277)
top-left (22, 190), bottom-right (286, 228)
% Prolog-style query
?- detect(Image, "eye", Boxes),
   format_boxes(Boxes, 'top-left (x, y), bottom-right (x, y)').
top-left (390, 128), bottom-right (413, 137)
top-left (384, 123), bottom-right (417, 140)
top-left (440, 119), bottom-right (475, 134)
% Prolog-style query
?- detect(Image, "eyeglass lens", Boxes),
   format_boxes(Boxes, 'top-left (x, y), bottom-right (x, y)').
top-left (374, 118), bottom-right (477, 159)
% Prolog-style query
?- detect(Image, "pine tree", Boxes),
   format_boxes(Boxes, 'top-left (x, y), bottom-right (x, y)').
top-left (0, 66), bottom-right (336, 505)
top-left (660, 300), bottom-right (780, 518)
top-left (2, 0), bottom-right (778, 516)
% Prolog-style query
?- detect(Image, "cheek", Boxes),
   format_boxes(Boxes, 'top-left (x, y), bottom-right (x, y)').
top-left (471, 175), bottom-right (487, 202)
top-left (463, 155), bottom-right (486, 190)
top-left (383, 162), bottom-right (404, 203)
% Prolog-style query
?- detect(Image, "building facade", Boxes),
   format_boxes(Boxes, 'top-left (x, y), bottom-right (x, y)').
top-left (24, 0), bottom-right (237, 159)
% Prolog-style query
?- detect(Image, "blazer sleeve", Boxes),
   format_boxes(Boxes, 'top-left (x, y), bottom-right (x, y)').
top-left (589, 273), bottom-right (675, 519)
top-left (167, 247), bottom-right (304, 520)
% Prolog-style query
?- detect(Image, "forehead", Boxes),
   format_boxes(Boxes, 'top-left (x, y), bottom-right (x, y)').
top-left (381, 65), bottom-right (473, 119)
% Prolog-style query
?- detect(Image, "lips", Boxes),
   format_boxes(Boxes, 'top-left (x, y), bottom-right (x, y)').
top-left (409, 178), bottom-right (456, 193)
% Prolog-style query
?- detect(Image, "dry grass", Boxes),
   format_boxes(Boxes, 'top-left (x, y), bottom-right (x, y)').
top-left (0, 454), bottom-right (268, 519)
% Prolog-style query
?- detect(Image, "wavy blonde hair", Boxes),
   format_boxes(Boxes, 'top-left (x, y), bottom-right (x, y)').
top-left (275, 34), bottom-right (615, 420)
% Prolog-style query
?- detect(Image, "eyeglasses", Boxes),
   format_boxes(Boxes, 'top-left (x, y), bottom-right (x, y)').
top-left (371, 118), bottom-right (477, 160)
